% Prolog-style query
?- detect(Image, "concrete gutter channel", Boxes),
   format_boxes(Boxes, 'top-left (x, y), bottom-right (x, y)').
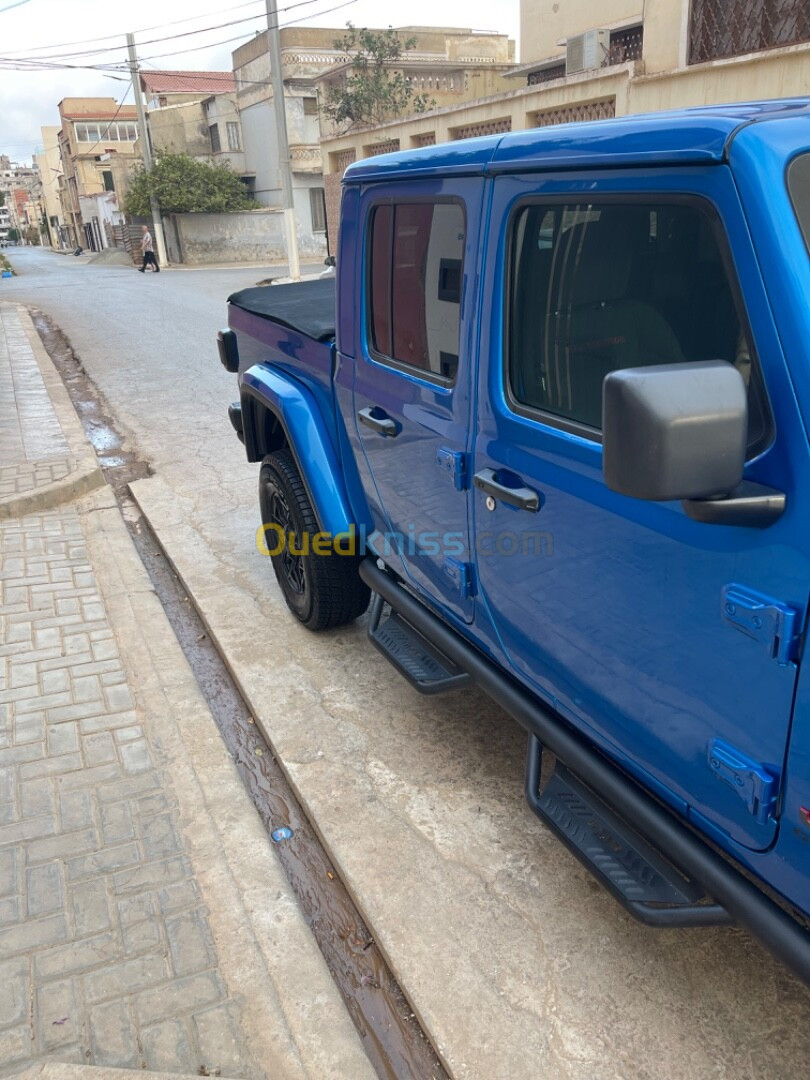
top-left (28, 309), bottom-right (446, 1080)
top-left (24, 304), bottom-right (810, 1079)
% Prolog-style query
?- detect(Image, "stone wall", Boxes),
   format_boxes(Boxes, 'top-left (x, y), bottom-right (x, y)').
top-left (162, 209), bottom-right (325, 265)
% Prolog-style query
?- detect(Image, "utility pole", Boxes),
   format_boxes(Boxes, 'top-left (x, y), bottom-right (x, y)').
top-left (127, 32), bottom-right (168, 268)
top-left (265, 0), bottom-right (300, 281)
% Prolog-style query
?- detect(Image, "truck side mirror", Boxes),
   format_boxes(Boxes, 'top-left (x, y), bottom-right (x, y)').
top-left (602, 361), bottom-right (747, 502)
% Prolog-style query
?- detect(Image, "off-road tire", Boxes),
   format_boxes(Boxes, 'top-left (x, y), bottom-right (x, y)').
top-left (258, 449), bottom-right (370, 630)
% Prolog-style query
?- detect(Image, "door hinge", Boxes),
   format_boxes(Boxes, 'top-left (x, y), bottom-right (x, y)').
top-left (444, 556), bottom-right (475, 600)
top-left (721, 584), bottom-right (800, 666)
top-left (707, 739), bottom-right (779, 825)
top-left (436, 448), bottom-right (469, 492)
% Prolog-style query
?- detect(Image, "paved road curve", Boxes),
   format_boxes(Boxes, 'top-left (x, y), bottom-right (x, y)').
top-left (5, 247), bottom-right (810, 1080)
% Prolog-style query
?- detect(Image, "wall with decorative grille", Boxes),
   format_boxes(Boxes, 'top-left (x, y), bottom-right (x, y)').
top-left (333, 148), bottom-right (357, 172)
top-left (532, 98), bottom-right (616, 127)
top-left (690, 0), bottom-right (810, 64)
top-left (413, 132), bottom-right (437, 147)
top-left (528, 64), bottom-right (566, 86)
top-left (364, 139), bottom-right (400, 156)
top-left (451, 117), bottom-right (512, 141)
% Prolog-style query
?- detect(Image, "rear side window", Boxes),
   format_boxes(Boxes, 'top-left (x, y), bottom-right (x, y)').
top-left (507, 200), bottom-right (770, 453)
top-left (369, 201), bottom-right (465, 382)
top-left (788, 152), bottom-right (810, 253)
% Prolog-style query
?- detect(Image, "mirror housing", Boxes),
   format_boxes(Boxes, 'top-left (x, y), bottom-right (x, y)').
top-left (603, 361), bottom-right (747, 502)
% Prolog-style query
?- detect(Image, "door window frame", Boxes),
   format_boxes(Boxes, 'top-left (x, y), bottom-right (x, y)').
top-left (503, 191), bottom-right (774, 459)
top-left (364, 194), bottom-right (467, 388)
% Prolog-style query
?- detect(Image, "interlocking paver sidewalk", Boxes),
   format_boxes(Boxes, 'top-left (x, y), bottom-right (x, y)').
top-left (0, 512), bottom-right (260, 1074)
top-left (0, 304), bottom-right (374, 1077)
top-left (0, 305), bottom-right (102, 520)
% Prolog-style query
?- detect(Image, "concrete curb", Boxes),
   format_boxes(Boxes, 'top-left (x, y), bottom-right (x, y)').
top-left (15, 1066), bottom-right (240, 1080)
top-left (0, 458), bottom-right (104, 520)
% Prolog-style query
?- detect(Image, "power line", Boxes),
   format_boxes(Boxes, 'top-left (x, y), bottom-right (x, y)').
top-left (1, 0), bottom-right (327, 60)
top-left (0, 0), bottom-right (357, 76)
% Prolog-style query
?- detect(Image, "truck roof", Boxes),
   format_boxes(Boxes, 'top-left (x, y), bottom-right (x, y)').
top-left (342, 98), bottom-right (810, 183)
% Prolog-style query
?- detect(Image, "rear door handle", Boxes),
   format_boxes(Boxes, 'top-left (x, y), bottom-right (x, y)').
top-left (474, 468), bottom-right (541, 512)
top-left (357, 407), bottom-right (400, 438)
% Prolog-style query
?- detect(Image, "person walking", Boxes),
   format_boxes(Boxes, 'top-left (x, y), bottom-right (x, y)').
top-left (139, 225), bottom-right (159, 273)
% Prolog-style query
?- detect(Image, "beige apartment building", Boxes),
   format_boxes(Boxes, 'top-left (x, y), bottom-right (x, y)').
top-left (34, 126), bottom-right (66, 248)
top-left (233, 25), bottom-right (514, 255)
top-left (56, 98), bottom-right (141, 250)
top-left (320, 1), bottom-right (810, 243)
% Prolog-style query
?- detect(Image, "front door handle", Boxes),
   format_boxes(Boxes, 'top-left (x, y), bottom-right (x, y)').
top-left (357, 407), bottom-right (400, 438)
top-left (474, 468), bottom-right (541, 512)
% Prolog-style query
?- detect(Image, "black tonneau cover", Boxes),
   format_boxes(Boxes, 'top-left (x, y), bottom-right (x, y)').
top-left (228, 278), bottom-right (336, 342)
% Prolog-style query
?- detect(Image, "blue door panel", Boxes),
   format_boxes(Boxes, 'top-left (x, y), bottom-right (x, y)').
top-left (473, 165), bottom-right (808, 852)
top-left (351, 177), bottom-right (484, 622)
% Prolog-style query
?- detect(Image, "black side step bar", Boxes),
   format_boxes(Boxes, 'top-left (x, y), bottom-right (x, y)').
top-left (526, 735), bottom-right (731, 927)
top-left (368, 594), bottom-right (471, 694)
top-left (358, 557), bottom-right (810, 987)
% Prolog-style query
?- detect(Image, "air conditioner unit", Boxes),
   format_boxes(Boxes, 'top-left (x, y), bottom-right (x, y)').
top-left (566, 29), bottom-right (610, 75)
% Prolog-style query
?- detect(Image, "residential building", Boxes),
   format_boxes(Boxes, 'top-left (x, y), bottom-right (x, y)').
top-left (142, 71), bottom-right (248, 183)
top-left (56, 97), bottom-right (141, 250)
top-left (0, 202), bottom-right (10, 243)
top-left (33, 126), bottom-right (67, 248)
top-left (141, 69), bottom-right (236, 110)
top-left (0, 162), bottom-right (40, 239)
top-left (233, 25), bottom-right (514, 256)
top-left (320, 1), bottom-right (810, 246)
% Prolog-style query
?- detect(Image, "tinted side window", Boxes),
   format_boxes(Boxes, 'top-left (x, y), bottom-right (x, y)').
top-left (788, 152), bottom-right (810, 254)
top-left (369, 202), bottom-right (464, 382)
top-left (508, 201), bottom-right (768, 450)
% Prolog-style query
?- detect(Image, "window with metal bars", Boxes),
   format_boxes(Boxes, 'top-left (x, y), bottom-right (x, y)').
top-left (690, 0), bottom-right (810, 64)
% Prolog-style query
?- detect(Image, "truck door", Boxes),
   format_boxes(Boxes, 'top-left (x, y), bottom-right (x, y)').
top-left (472, 168), bottom-right (808, 852)
top-left (353, 180), bottom-right (483, 622)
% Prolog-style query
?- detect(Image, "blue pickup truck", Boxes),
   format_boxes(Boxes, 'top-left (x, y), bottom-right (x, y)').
top-left (219, 100), bottom-right (810, 983)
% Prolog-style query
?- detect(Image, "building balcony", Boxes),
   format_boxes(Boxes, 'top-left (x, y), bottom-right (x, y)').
top-left (289, 143), bottom-right (323, 174)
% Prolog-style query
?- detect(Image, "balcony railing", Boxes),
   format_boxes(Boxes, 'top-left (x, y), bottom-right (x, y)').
top-left (690, 0), bottom-right (810, 64)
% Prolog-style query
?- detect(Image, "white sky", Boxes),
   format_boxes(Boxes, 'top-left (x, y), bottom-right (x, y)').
top-left (0, 0), bottom-right (521, 163)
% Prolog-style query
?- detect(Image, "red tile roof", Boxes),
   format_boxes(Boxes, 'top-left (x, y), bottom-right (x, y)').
top-left (140, 70), bottom-right (236, 95)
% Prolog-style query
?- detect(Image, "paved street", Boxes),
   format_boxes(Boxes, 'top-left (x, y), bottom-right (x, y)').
top-left (5, 247), bottom-right (810, 1079)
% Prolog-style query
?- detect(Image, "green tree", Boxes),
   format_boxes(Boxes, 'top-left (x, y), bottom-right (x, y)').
top-left (125, 152), bottom-right (259, 216)
top-left (323, 25), bottom-right (435, 130)
top-left (7, 227), bottom-right (19, 243)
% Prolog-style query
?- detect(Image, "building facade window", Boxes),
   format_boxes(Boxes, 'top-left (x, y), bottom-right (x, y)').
top-left (226, 122), bottom-right (241, 151)
top-left (303, 96), bottom-right (319, 115)
top-left (690, 0), bottom-right (810, 64)
top-left (209, 124), bottom-right (222, 153)
top-left (310, 187), bottom-right (327, 233)
top-left (101, 170), bottom-right (115, 192)
top-left (74, 121), bottom-right (137, 143)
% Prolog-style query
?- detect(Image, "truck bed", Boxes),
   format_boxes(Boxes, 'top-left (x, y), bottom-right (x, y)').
top-left (228, 278), bottom-right (336, 343)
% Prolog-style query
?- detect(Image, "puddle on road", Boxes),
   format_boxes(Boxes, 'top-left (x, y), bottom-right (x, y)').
top-left (32, 309), bottom-right (448, 1080)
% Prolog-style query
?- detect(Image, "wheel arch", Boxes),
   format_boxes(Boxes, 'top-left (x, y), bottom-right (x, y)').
top-left (240, 367), bottom-right (355, 538)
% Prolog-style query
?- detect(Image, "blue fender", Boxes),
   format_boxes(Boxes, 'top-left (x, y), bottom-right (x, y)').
top-left (240, 364), bottom-right (355, 536)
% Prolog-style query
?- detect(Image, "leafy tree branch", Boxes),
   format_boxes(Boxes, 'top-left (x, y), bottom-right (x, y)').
top-left (322, 25), bottom-right (435, 130)
top-left (125, 152), bottom-right (259, 216)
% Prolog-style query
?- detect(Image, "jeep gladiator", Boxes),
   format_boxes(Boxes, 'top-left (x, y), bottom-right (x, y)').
top-left (218, 100), bottom-right (810, 984)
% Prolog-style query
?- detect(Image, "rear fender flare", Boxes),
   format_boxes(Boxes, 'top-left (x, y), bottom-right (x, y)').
top-left (241, 365), bottom-right (355, 537)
